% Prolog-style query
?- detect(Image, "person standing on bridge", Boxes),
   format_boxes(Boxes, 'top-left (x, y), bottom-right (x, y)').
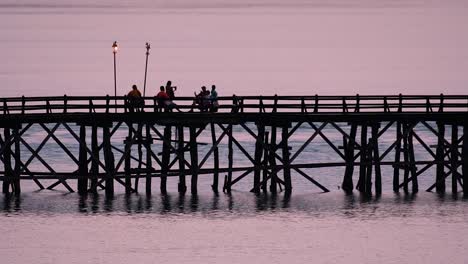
top-left (210, 85), bottom-right (219, 112)
top-left (165, 80), bottom-right (177, 100)
top-left (127, 84), bottom-right (143, 112)
top-left (156, 86), bottom-right (170, 112)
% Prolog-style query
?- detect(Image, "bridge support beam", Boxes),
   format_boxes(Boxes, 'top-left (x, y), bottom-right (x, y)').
top-left (282, 126), bottom-right (292, 193)
top-left (393, 122), bottom-right (402, 192)
top-left (145, 124), bottom-right (152, 195)
top-left (78, 125), bottom-right (88, 194)
top-left (2, 128), bottom-right (12, 194)
top-left (436, 122), bottom-right (446, 193)
top-left (190, 126), bottom-right (199, 194)
top-left (90, 125), bottom-right (99, 193)
top-left (451, 125), bottom-right (458, 194)
top-left (262, 132), bottom-right (269, 193)
top-left (103, 126), bottom-right (114, 197)
top-left (342, 123), bottom-right (357, 192)
top-left (124, 124), bottom-right (132, 194)
top-left (12, 127), bottom-right (21, 195)
top-left (463, 123), bottom-right (468, 196)
top-left (178, 125), bottom-right (187, 194)
top-left (269, 126), bottom-right (278, 194)
top-left (252, 124), bottom-right (265, 193)
top-left (371, 123), bottom-right (382, 195)
top-left (357, 124), bottom-right (368, 193)
top-left (161, 125), bottom-right (171, 194)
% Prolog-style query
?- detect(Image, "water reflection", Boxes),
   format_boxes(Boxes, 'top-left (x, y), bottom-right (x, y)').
top-left (1, 191), bottom-right (468, 219)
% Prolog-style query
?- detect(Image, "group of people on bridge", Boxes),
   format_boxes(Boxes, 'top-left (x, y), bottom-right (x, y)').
top-left (126, 80), bottom-right (219, 113)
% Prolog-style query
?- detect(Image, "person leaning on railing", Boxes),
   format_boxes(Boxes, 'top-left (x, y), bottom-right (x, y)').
top-left (156, 86), bottom-right (170, 112)
top-left (127, 84), bottom-right (144, 112)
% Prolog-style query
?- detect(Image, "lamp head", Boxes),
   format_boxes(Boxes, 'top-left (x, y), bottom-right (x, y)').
top-left (146, 42), bottom-right (150, 55)
top-left (112, 41), bottom-right (118, 53)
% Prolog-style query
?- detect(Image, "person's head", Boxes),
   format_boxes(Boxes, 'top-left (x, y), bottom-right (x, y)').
top-left (132, 84), bottom-right (137, 90)
top-left (201, 86), bottom-right (206, 91)
top-left (211, 85), bottom-right (216, 91)
top-left (166, 80), bottom-right (172, 87)
top-left (160, 86), bottom-right (165, 91)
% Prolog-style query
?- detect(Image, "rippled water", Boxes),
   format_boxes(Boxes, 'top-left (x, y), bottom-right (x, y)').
top-left (2, 1), bottom-right (468, 263)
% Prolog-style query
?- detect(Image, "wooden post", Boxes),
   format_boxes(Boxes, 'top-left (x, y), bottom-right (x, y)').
top-left (371, 123), bottom-right (382, 194)
top-left (145, 124), bottom-right (152, 195)
top-left (269, 126), bottom-right (277, 193)
top-left (226, 124), bottom-right (233, 193)
top-left (3, 128), bottom-right (12, 193)
top-left (90, 125), bottom-right (99, 193)
top-left (365, 134), bottom-right (373, 195)
top-left (436, 122), bottom-right (446, 193)
top-left (178, 125), bottom-right (187, 194)
top-left (393, 122), bottom-right (402, 192)
top-left (282, 126), bottom-right (292, 193)
top-left (161, 125), bottom-right (172, 194)
top-left (190, 126), bottom-right (199, 194)
top-left (262, 131), bottom-right (269, 193)
top-left (463, 123), bottom-right (468, 196)
top-left (342, 123), bottom-right (357, 192)
top-left (12, 127), bottom-right (21, 195)
top-left (408, 125), bottom-right (418, 193)
top-left (103, 126), bottom-right (114, 197)
top-left (253, 124), bottom-right (265, 193)
top-left (402, 122), bottom-right (410, 193)
top-left (78, 125), bottom-right (88, 194)
top-left (357, 124), bottom-right (367, 192)
top-left (210, 123), bottom-right (218, 193)
top-left (124, 123), bottom-right (132, 194)
top-left (451, 125), bottom-right (458, 194)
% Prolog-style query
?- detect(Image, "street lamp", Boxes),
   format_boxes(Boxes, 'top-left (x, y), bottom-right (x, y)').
top-left (143, 42), bottom-right (151, 96)
top-left (112, 41), bottom-right (118, 112)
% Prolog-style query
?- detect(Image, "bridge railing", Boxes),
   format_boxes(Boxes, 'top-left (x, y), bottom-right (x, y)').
top-left (1, 94), bottom-right (468, 115)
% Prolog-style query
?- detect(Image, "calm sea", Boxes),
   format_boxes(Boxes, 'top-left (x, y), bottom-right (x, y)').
top-left (1, 1), bottom-right (468, 263)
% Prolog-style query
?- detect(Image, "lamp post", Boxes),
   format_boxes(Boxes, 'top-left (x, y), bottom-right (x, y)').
top-left (112, 41), bottom-right (118, 112)
top-left (143, 42), bottom-right (151, 97)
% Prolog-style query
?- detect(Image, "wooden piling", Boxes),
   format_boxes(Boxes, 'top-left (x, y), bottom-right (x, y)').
top-left (342, 123), bottom-right (357, 192)
top-left (77, 125), bottom-right (88, 194)
top-left (124, 123), bottom-right (132, 193)
top-left (371, 123), bottom-right (382, 194)
top-left (253, 124), bottom-right (265, 193)
top-left (282, 126), bottom-right (292, 193)
top-left (190, 126), bottom-right (199, 194)
top-left (357, 124), bottom-right (367, 192)
top-left (226, 124), bottom-right (233, 193)
top-left (178, 125), bottom-right (187, 193)
top-left (145, 124), bottom-right (152, 195)
top-left (269, 126), bottom-right (278, 193)
top-left (161, 125), bottom-right (172, 194)
top-left (90, 125), bottom-right (99, 193)
top-left (3, 128), bottom-right (12, 193)
top-left (436, 122), bottom-right (446, 193)
top-left (103, 126), bottom-right (114, 197)
top-left (463, 123), bottom-right (468, 196)
top-left (262, 131), bottom-right (269, 193)
top-left (210, 124), bottom-right (218, 193)
top-left (451, 125), bottom-right (458, 194)
top-left (12, 127), bottom-right (21, 195)
top-left (393, 122), bottom-right (402, 192)
top-left (402, 123), bottom-right (410, 193)
top-left (408, 125), bottom-right (418, 193)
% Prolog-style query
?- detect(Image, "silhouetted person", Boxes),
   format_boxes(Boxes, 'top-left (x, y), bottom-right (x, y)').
top-left (190, 86), bottom-right (210, 112)
top-left (127, 84), bottom-right (143, 112)
top-left (165, 80), bottom-right (177, 100)
top-left (156, 86), bottom-right (170, 112)
top-left (210, 85), bottom-right (218, 112)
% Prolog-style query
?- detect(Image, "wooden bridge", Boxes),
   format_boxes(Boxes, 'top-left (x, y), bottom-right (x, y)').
top-left (0, 94), bottom-right (467, 196)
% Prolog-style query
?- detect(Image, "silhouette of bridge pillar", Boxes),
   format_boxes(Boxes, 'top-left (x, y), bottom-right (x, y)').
top-left (463, 123), bottom-right (468, 196)
top-left (435, 122), bottom-right (446, 193)
top-left (77, 125), bottom-right (88, 194)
